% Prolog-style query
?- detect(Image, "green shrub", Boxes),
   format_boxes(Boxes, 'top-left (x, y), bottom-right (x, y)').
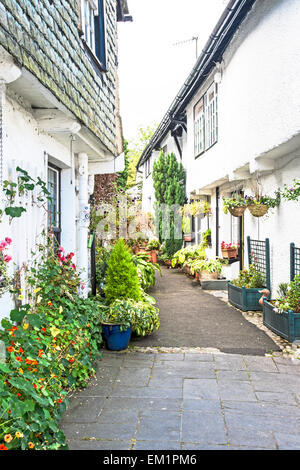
top-left (104, 239), bottom-right (141, 303)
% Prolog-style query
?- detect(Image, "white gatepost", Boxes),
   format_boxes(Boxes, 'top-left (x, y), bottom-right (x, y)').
top-left (77, 152), bottom-right (90, 297)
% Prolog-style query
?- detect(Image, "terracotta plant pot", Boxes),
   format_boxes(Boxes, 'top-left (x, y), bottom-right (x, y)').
top-left (200, 271), bottom-right (218, 280)
top-left (221, 248), bottom-right (237, 259)
top-left (151, 250), bottom-right (157, 264)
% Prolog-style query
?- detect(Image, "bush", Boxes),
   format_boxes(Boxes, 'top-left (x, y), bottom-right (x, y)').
top-left (104, 239), bottom-right (141, 303)
top-left (131, 253), bottom-right (161, 290)
top-left (0, 245), bottom-right (104, 450)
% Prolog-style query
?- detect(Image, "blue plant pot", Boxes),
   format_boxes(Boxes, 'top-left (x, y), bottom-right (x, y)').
top-left (101, 324), bottom-right (132, 351)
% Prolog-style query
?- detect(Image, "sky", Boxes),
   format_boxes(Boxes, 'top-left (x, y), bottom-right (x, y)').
top-left (117, 0), bottom-right (228, 143)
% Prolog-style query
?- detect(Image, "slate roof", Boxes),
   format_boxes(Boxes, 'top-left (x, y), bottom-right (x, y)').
top-left (0, 0), bottom-right (120, 156)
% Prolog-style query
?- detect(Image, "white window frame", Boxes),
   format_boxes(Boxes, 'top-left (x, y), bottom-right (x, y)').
top-left (81, 0), bottom-right (98, 53)
top-left (194, 82), bottom-right (218, 158)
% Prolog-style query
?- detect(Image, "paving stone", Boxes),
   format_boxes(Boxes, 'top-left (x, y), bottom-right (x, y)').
top-left (136, 411), bottom-right (181, 442)
top-left (244, 356), bottom-right (279, 372)
top-left (60, 397), bottom-right (105, 424)
top-left (97, 408), bottom-right (139, 424)
top-left (153, 361), bottom-right (215, 378)
top-left (148, 376), bottom-right (183, 388)
top-left (116, 367), bottom-right (152, 387)
top-left (61, 421), bottom-right (137, 441)
top-left (222, 400), bottom-right (300, 417)
top-left (226, 427), bottom-right (276, 449)
top-left (218, 380), bottom-right (257, 402)
top-left (101, 397), bottom-right (182, 412)
top-left (67, 439), bottom-right (132, 450)
top-left (71, 382), bottom-right (114, 398)
top-left (110, 385), bottom-right (182, 399)
top-left (256, 390), bottom-right (297, 405)
top-left (184, 353), bottom-right (214, 362)
top-left (155, 353), bottom-right (185, 361)
top-left (274, 432), bottom-right (300, 450)
top-left (225, 410), bottom-right (300, 434)
top-left (214, 354), bottom-right (247, 371)
top-left (133, 440), bottom-right (181, 450)
top-left (121, 359), bottom-right (155, 368)
top-left (182, 398), bottom-right (222, 414)
top-left (216, 370), bottom-right (250, 381)
top-left (181, 411), bottom-right (227, 445)
top-left (183, 379), bottom-right (219, 400)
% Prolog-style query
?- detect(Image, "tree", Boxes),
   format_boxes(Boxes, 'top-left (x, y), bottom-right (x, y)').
top-left (104, 238), bottom-right (141, 303)
top-left (152, 152), bottom-right (186, 257)
top-left (125, 124), bottom-right (157, 188)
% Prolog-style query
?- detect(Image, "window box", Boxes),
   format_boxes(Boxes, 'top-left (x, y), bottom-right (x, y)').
top-left (228, 282), bottom-right (263, 311)
top-left (263, 300), bottom-right (300, 343)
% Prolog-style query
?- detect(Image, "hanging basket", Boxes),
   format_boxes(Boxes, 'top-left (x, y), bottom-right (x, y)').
top-left (228, 206), bottom-right (246, 217)
top-left (248, 204), bottom-right (268, 217)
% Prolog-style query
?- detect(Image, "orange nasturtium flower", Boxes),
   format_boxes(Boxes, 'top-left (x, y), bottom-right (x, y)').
top-left (15, 357), bottom-right (23, 362)
top-left (0, 444), bottom-right (8, 450)
top-left (28, 442), bottom-right (35, 449)
top-left (4, 435), bottom-right (13, 443)
top-left (7, 346), bottom-right (14, 353)
top-left (38, 350), bottom-right (43, 358)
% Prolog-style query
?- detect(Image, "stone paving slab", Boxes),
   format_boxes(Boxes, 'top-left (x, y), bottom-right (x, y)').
top-left (60, 350), bottom-right (300, 450)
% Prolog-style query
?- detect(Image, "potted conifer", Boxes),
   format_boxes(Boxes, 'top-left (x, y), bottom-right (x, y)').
top-left (102, 238), bottom-right (142, 350)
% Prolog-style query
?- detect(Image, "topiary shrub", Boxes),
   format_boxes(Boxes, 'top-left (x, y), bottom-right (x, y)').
top-left (104, 239), bottom-right (141, 303)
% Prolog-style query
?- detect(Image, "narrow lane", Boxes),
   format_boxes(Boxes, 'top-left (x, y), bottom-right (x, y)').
top-left (131, 266), bottom-right (280, 355)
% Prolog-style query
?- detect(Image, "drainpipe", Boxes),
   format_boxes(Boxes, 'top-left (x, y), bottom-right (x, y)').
top-left (216, 187), bottom-right (220, 257)
top-left (77, 152), bottom-right (90, 297)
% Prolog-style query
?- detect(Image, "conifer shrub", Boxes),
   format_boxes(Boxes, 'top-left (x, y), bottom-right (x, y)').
top-left (104, 238), bottom-right (141, 303)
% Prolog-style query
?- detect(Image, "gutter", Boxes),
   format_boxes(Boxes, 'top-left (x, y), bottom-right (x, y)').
top-left (137, 0), bottom-right (257, 168)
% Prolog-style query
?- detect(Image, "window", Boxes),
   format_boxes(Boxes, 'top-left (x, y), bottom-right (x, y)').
top-left (145, 158), bottom-right (151, 178)
top-left (81, 0), bottom-right (107, 69)
top-left (194, 83), bottom-right (218, 158)
top-left (48, 165), bottom-right (61, 245)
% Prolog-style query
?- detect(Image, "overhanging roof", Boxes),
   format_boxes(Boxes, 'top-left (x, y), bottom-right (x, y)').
top-left (137, 0), bottom-right (257, 168)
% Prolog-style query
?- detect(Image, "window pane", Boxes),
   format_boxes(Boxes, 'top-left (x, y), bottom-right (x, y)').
top-left (48, 167), bottom-right (59, 228)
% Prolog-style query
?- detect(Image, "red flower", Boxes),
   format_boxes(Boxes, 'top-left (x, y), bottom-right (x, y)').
top-left (58, 398), bottom-right (62, 403)
top-left (5, 237), bottom-right (12, 245)
top-left (68, 358), bottom-right (74, 363)
top-left (0, 444), bottom-right (8, 450)
top-left (7, 346), bottom-right (13, 353)
top-left (18, 348), bottom-right (24, 353)
top-left (15, 357), bottom-right (22, 362)
top-left (47, 302), bottom-right (52, 306)
top-left (41, 327), bottom-right (46, 332)
top-left (33, 384), bottom-right (37, 389)
top-left (3, 255), bottom-right (12, 263)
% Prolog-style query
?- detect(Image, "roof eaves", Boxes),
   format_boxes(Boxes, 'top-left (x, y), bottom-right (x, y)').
top-left (137, 0), bottom-right (257, 169)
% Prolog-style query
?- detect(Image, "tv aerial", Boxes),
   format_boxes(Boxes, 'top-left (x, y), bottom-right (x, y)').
top-left (172, 36), bottom-right (199, 59)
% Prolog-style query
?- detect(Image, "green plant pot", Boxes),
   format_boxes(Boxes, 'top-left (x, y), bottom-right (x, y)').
top-left (263, 300), bottom-right (300, 342)
top-left (228, 282), bottom-right (263, 311)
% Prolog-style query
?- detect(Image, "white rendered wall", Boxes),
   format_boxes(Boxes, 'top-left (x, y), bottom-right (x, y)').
top-left (0, 91), bottom-right (76, 322)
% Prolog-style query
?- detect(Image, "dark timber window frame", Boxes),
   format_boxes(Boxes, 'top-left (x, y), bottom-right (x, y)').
top-left (47, 163), bottom-right (61, 247)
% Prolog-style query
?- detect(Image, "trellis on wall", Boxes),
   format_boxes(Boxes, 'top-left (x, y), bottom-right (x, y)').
top-left (290, 243), bottom-right (300, 281)
top-left (247, 236), bottom-right (271, 293)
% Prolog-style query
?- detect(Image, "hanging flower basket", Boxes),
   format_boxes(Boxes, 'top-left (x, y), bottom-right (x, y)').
top-left (248, 204), bottom-right (268, 217)
top-left (228, 206), bottom-right (247, 217)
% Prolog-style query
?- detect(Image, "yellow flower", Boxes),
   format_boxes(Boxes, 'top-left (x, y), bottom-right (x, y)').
top-left (28, 442), bottom-right (35, 449)
top-left (23, 323), bottom-right (29, 330)
top-left (33, 288), bottom-right (41, 294)
top-left (50, 326), bottom-right (61, 337)
top-left (4, 434), bottom-right (13, 443)
top-left (19, 368), bottom-right (24, 374)
top-left (15, 432), bottom-right (23, 439)
top-left (18, 295), bottom-right (23, 300)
